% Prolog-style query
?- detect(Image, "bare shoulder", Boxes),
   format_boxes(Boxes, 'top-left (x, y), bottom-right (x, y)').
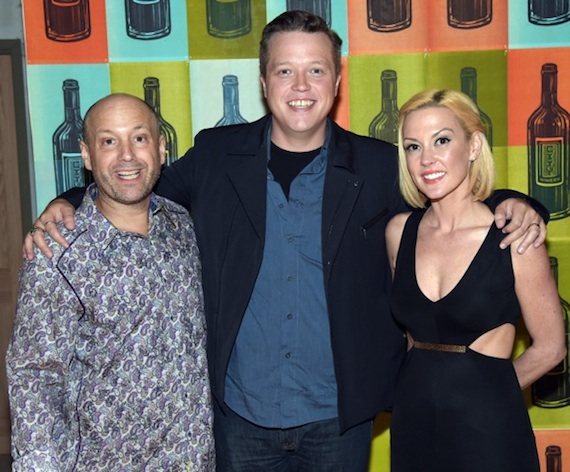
top-left (510, 240), bottom-right (551, 281)
top-left (386, 211), bottom-right (412, 271)
top-left (386, 212), bottom-right (412, 240)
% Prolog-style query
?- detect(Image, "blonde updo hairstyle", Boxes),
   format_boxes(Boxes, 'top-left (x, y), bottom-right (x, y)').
top-left (397, 89), bottom-right (495, 208)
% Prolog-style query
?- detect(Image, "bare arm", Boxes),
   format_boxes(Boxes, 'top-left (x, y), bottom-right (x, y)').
top-left (385, 212), bottom-right (411, 279)
top-left (23, 199), bottom-right (76, 260)
top-left (511, 243), bottom-right (566, 390)
top-left (494, 198), bottom-right (546, 254)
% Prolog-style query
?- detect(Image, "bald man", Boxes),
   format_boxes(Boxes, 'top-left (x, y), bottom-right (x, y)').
top-left (7, 94), bottom-right (215, 471)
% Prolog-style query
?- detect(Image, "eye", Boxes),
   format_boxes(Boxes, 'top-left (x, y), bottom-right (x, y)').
top-left (405, 143), bottom-right (420, 152)
top-left (133, 134), bottom-right (149, 143)
top-left (100, 137), bottom-right (115, 147)
top-left (435, 136), bottom-right (450, 145)
top-left (277, 68), bottom-right (292, 76)
top-left (310, 67), bottom-right (324, 75)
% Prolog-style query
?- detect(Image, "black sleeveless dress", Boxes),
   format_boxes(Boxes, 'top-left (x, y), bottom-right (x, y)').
top-left (390, 210), bottom-right (539, 472)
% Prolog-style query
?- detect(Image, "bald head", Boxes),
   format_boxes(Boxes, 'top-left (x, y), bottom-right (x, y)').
top-left (82, 93), bottom-right (161, 147)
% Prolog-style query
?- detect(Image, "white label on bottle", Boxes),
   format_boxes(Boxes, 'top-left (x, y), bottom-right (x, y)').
top-left (535, 137), bottom-right (565, 186)
top-left (62, 153), bottom-right (86, 188)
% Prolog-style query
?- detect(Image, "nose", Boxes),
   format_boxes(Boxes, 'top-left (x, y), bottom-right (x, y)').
top-left (292, 73), bottom-right (309, 91)
top-left (420, 148), bottom-right (434, 166)
top-left (119, 141), bottom-right (134, 161)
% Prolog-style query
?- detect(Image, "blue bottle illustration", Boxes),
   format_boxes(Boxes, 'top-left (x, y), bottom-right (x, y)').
top-left (125, 0), bottom-right (171, 40)
top-left (215, 75), bottom-right (248, 127)
top-left (286, 0), bottom-right (331, 26)
top-left (52, 79), bottom-right (92, 194)
top-left (529, 0), bottom-right (570, 25)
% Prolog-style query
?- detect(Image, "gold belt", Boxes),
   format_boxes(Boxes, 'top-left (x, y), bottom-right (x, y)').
top-left (413, 341), bottom-right (466, 354)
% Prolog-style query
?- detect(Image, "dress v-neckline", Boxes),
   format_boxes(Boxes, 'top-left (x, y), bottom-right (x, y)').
top-left (414, 221), bottom-right (494, 304)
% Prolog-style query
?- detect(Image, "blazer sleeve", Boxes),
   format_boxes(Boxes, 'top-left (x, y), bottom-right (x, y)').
top-left (485, 189), bottom-right (550, 224)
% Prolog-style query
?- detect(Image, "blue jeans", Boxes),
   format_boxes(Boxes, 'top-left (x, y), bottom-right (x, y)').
top-left (214, 402), bottom-right (373, 471)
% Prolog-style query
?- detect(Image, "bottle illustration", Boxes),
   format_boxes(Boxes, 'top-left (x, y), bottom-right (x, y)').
top-left (527, 63), bottom-right (570, 220)
top-left (447, 0), bottom-right (492, 29)
top-left (215, 75), bottom-right (248, 127)
top-left (529, 0), bottom-right (570, 26)
top-left (367, 0), bottom-right (412, 32)
top-left (532, 257), bottom-right (570, 408)
top-left (43, 0), bottom-right (91, 42)
top-left (53, 79), bottom-right (92, 194)
top-left (369, 70), bottom-right (400, 145)
top-left (460, 67), bottom-right (493, 148)
top-left (546, 445), bottom-right (562, 472)
top-left (143, 77), bottom-right (178, 166)
top-left (286, 0), bottom-right (331, 26)
top-left (125, 0), bottom-right (171, 40)
top-left (206, 0), bottom-right (251, 39)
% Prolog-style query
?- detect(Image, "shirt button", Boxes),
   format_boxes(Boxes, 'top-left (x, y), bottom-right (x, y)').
top-left (285, 352), bottom-right (291, 359)
top-left (287, 313), bottom-right (293, 320)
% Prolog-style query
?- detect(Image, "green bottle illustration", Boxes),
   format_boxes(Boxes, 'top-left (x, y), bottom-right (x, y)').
top-left (143, 77), bottom-right (178, 166)
top-left (527, 63), bottom-right (570, 220)
top-left (206, 0), bottom-right (251, 39)
top-left (460, 67), bottom-right (493, 148)
top-left (369, 70), bottom-right (399, 145)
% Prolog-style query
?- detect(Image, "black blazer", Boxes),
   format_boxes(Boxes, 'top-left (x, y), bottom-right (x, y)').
top-left (157, 115), bottom-right (408, 431)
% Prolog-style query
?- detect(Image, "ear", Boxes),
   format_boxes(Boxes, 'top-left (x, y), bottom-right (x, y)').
top-left (80, 141), bottom-right (92, 171)
top-left (469, 131), bottom-right (483, 162)
top-left (260, 74), bottom-right (267, 99)
top-left (334, 72), bottom-right (341, 97)
top-left (158, 134), bottom-right (166, 166)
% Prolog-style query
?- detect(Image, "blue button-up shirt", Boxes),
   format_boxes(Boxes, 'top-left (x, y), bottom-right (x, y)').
top-left (225, 127), bottom-right (337, 428)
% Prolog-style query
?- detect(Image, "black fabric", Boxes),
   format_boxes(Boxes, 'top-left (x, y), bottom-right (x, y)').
top-left (268, 143), bottom-right (320, 199)
top-left (390, 210), bottom-right (539, 472)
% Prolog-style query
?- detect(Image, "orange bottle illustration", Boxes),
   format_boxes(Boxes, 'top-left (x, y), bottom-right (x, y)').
top-left (43, 0), bottom-right (91, 42)
top-left (367, 0), bottom-right (411, 32)
top-left (447, 0), bottom-right (492, 29)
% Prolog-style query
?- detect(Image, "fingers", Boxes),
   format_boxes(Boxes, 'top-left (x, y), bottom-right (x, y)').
top-left (499, 217), bottom-right (545, 254)
top-left (23, 218), bottom-right (54, 260)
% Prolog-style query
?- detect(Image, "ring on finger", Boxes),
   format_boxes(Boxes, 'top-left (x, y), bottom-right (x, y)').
top-left (29, 226), bottom-right (44, 236)
top-left (528, 222), bottom-right (540, 230)
top-left (44, 220), bottom-right (55, 226)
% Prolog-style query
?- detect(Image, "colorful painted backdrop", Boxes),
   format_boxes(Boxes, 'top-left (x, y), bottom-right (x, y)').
top-left (21, 1), bottom-right (570, 470)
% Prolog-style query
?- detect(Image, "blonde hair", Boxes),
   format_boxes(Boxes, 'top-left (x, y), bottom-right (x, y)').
top-left (397, 89), bottom-right (495, 208)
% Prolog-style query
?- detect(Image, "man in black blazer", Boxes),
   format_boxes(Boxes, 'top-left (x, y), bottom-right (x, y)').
top-left (26, 10), bottom-right (547, 472)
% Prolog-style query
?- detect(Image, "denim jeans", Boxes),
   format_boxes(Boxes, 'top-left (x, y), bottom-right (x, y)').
top-left (214, 402), bottom-right (373, 471)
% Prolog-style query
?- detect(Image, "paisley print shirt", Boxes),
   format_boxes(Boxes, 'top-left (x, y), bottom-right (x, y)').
top-left (7, 185), bottom-right (215, 471)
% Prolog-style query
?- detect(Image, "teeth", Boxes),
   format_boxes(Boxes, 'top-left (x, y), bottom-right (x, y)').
top-left (288, 100), bottom-right (314, 108)
top-left (424, 172), bottom-right (445, 180)
top-left (117, 170), bottom-right (140, 180)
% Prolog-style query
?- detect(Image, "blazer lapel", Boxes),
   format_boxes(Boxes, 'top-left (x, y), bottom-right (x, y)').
top-left (226, 145), bottom-right (268, 242)
top-left (322, 127), bottom-right (364, 282)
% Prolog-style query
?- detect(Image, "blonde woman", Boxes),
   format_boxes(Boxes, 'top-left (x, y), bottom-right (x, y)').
top-left (386, 89), bottom-right (566, 471)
